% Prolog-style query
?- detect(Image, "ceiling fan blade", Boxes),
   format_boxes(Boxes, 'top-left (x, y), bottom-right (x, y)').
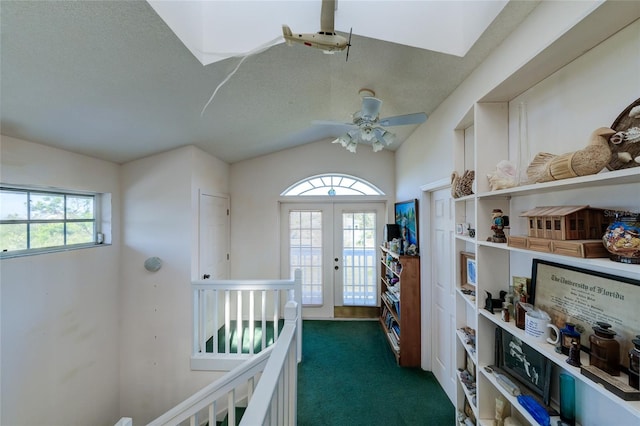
top-left (378, 112), bottom-right (427, 127)
top-left (360, 97), bottom-right (382, 120)
top-left (312, 119), bottom-right (355, 127)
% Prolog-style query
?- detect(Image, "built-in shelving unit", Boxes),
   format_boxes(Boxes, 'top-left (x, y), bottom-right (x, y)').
top-left (450, 3), bottom-right (640, 423)
top-left (379, 246), bottom-right (421, 367)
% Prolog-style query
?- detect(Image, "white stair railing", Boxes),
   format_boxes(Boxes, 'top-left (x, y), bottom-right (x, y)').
top-left (146, 300), bottom-right (299, 426)
top-left (191, 270), bottom-right (302, 371)
top-left (239, 300), bottom-right (298, 426)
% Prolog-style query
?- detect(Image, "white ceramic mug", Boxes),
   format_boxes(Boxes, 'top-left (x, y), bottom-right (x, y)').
top-left (525, 312), bottom-right (560, 344)
top-left (456, 223), bottom-right (470, 235)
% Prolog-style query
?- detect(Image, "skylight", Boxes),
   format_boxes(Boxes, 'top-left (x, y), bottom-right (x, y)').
top-left (147, 0), bottom-right (508, 65)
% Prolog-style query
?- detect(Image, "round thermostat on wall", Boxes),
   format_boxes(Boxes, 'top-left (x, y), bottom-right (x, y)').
top-left (144, 256), bottom-right (163, 272)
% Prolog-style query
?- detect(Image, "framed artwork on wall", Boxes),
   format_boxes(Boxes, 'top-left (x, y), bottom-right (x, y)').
top-left (394, 199), bottom-right (419, 253)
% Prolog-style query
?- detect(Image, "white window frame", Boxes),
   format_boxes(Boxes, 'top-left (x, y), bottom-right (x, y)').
top-left (281, 173), bottom-right (384, 196)
top-left (0, 186), bottom-right (104, 258)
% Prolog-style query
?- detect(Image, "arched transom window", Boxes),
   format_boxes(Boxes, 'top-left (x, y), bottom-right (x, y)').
top-left (281, 174), bottom-right (384, 196)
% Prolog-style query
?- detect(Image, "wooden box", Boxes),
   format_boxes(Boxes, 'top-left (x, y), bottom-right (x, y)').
top-left (507, 235), bottom-right (528, 249)
top-left (527, 237), bottom-right (553, 253)
top-left (551, 239), bottom-right (609, 258)
top-left (507, 235), bottom-right (608, 258)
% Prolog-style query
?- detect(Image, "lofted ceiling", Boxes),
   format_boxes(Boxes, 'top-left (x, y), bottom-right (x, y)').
top-left (0, 1), bottom-right (539, 165)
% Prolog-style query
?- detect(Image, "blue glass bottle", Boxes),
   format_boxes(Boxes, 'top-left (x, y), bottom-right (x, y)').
top-left (559, 323), bottom-right (580, 355)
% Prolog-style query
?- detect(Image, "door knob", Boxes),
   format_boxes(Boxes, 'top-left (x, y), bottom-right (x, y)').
top-left (203, 274), bottom-right (211, 279)
top-left (334, 257), bottom-right (339, 262)
top-left (334, 266), bottom-right (339, 270)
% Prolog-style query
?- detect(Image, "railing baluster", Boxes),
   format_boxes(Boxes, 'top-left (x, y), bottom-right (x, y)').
top-left (261, 290), bottom-right (267, 351)
top-left (236, 291), bottom-right (243, 354)
top-left (209, 400), bottom-right (216, 425)
top-left (249, 290), bottom-right (255, 355)
top-left (273, 290), bottom-right (280, 341)
top-left (213, 289), bottom-right (218, 354)
top-left (225, 290), bottom-right (230, 354)
top-left (227, 389), bottom-right (236, 425)
top-left (200, 289), bottom-right (206, 354)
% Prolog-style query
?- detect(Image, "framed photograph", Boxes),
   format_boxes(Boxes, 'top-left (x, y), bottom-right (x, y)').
top-left (512, 276), bottom-right (531, 300)
top-left (496, 327), bottom-right (552, 406)
top-left (530, 259), bottom-right (640, 369)
top-left (460, 251), bottom-right (476, 287)
top-left (394, 199), bottom-right (419, 250)
top-left (466, 352), bottom-right (476, 379)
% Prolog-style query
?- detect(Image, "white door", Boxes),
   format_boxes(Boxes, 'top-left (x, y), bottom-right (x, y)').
top-left (199, 192), bottom-right (229, 280)
top-left (431, 188), bottom-right (456, 401)
top-left (281, 202), bottom-right (385, 319)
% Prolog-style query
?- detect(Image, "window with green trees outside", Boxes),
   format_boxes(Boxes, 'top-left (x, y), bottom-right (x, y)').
top-left (1, 187), bottom-right (97, 256)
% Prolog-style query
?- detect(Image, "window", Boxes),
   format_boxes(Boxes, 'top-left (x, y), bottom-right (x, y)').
top-left (1, 187), bottom-right (98, 256)
top-left (282, 174), bottom-right (384, 196)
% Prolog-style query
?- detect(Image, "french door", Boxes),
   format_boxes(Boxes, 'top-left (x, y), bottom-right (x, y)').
top-left (280, 202), bottom-right (385, 319)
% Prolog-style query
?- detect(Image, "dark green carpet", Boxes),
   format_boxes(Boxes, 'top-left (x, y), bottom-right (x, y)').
top-left (297, 320), bottom-right (454, 426)
top-left (205, 320), bottom-right (283, 354)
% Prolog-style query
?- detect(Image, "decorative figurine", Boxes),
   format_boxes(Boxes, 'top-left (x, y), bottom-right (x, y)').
top-left (526, 127), bottom-right (616, 183)
top-left (451, 169), bottom-right (475, 198)
top-left (468, 226), bottom-right (476, 238)
top-left (484, 290), bottom-right (507, 314)
top-left (629, 338), bottom-right (640, 389)
top-left (487, 209), bottom-right (509, 243)
top-left (567, 341), bottom-right (582, 367)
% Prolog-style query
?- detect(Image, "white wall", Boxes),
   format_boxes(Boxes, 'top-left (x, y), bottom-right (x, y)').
top-left (396, 0), bottom-right (609, 200)
top-left (118, 145), bottom-right (229, 425)
top-left (0, 136), bottom-right (121, 426)
top-left (229, 139), bottom-right (395, 279)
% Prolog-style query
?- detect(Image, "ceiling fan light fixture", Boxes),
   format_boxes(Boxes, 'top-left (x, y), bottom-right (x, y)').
top-left (360, 127), bottom-right (375, 142)
top-left (382, 130), bottom-right (396, 146)
top-left (372, 140), bottom-right (385, 152)
top-left (333, 134), bottom-right (352, 148)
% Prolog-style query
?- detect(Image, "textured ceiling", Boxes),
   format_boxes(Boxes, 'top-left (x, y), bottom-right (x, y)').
top-left (0, 1), bottom-right (539, 164)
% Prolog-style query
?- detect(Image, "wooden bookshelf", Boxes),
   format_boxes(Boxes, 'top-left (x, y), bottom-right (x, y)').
top-left (379, 246), bottom-right (421, 367)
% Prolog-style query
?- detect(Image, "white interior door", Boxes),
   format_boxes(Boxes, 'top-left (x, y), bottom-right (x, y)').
top-left (281, 202), bottom-right (384, 319)
top-left (199, 192), bottom-right (229, 280)
top-left (431, 187), bottom-right (456, 401)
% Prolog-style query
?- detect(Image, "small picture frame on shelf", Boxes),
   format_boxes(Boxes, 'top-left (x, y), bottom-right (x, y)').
top-left (512, 276), bottom-right (531, 299)
top-left (496, 327), bottom-right (552, 406)
top-left (460, 251), bottom-right (477, 286)
top-left (466, 353), bottom-right (476, 379)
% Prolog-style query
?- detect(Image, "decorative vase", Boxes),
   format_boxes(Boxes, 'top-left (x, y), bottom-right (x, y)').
top-left (559, 373), bottom-right (576, 425)
top-left (589, 322), bottom-right (620, 376)
top-left (602, 212), bottom-right (640, 264)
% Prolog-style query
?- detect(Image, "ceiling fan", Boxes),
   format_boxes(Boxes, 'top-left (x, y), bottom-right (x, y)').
top-left (314, 89), bottom-right (428, 153)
